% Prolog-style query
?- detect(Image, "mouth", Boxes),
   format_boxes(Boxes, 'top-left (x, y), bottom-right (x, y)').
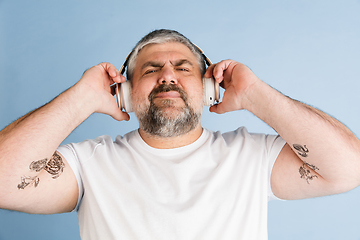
top-left (149, 84), bottom-right (187, 103)
top-left (155, 91), bottom-right (181, 99)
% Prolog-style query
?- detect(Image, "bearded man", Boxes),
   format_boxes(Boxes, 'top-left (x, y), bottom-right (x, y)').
top-left (1, 29), bottom-right (360, 240)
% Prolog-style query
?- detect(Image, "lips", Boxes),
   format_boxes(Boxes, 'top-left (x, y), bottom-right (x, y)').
top-left (155, 91), bottom-right (181, 99)
top-left (148, 84), bottom-right (187, 103)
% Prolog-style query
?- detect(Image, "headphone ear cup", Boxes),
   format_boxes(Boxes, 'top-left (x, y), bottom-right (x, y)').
top-left (203, 77), bottom-right (220, 106)
top-left (116, 81), bottom-right (133, 112)
top-left (120, 81), bottom-right (133, 113)
top-left (115, 83), bottom-right (122, 109)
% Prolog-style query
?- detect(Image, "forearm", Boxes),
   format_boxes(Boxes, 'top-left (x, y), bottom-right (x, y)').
top-left (0, 62), bottom-right (125, 212)
top-left (245, 80), bottom-right (360, 187)
top-left (0, 85), bottom-right (92, 189)
top-left (207, 60), bottom-right (360, 198)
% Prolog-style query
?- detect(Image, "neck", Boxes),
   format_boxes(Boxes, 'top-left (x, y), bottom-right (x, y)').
top-left (138, 125), bottom-right (203, 149)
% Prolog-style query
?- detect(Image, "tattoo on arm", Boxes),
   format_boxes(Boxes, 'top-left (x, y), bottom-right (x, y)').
top-left (293, 144), bottom-right (309, 157)
top-left (304, 161), bottom-right (319, 171)
top-left (17, 152), bottom-right (65, 190)
top-left (293, 144), bottom-right (320, 183)
top-left (299, 163), bottom-right (318, 184)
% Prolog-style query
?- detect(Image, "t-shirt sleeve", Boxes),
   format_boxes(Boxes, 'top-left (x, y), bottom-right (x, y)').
top-left (265, 134), bottom-right (286, 201)
top-left (57, 144), bottom-right (84, 212)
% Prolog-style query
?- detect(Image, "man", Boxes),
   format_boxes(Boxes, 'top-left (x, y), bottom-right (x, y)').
top-left (0, 29), bottom-right (359, 239)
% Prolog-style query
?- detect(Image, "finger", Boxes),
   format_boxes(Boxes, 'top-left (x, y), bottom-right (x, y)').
top-left (119, 74), bottom-right (126, 83)
top-left (212, 60), bottom-right (233, 82)
top-left (120, 112), bottom-right (131, 122)
top-left (209, 102), bottom-right (226, 114)
top-left (111, 109), bottom-right (131, 122)
top-left (204, 64), bottom-right (216, 78)
top-left (100, 62), bottom-right (121, 83)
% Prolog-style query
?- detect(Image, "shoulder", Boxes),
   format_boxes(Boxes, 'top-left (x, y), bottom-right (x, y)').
top-left (208, 127), bottom-right (278, 144)
top-left (59, 135), bottom-right (113, 152)
top-left (205, 127), bottom-right (285, 155)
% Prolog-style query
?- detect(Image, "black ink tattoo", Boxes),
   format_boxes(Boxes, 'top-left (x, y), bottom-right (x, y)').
top-left (17, 176), bottom-right (40, 189)
top-left (17, 152), bottom-right (65, 190)
top-left (304, 161), bottom-right (319, 171)
top-left (299, 163), bottom-right (318, 184)
top-left (29, 159), bottom-right (47, 172)
top-left (293, 144), bottom-right (309, 157)
top-left (44, 152), bottom-right (65, 179)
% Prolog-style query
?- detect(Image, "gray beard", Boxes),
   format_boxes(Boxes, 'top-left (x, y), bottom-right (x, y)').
top-left (136, 85), bottom-right (202, 138)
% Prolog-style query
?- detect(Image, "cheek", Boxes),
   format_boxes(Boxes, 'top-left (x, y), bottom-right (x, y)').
top-left (131, 82), bottom-right (153, 110)
top-left (131, 89), bottom-right (147, 109)
top-left (185, 83), bottom-right (204, 107)
top-left (132, 80), bottom-right (148, 99)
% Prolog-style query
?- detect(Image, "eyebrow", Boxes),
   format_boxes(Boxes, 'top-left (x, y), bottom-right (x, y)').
top-left (140, 59), bottom-right (194, 71)
top-left (140, 61), bottom-right (165, 70)
top-left (170, 59), bottom-right (194, 67)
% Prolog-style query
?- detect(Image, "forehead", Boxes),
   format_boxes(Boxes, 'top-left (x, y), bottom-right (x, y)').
top-left (135, 42), bottom-right (198, 67)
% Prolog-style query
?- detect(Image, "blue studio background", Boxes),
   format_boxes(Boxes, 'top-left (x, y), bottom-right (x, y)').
top-left (1, 0), bottom-right (360, 239)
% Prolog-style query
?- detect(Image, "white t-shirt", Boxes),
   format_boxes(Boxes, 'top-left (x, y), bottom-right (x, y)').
top-left (57, 127), bottom-right (285, 240)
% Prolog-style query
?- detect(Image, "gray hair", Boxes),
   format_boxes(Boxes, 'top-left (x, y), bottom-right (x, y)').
top-left (125, 29), bottom-right (206, 81)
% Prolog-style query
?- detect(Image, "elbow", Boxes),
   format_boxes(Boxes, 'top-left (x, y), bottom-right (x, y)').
top-left (325, 175), bottom-right (360, 196)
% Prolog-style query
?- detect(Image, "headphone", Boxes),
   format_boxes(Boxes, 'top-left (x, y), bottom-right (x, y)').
top-left (115, 45), bottom-right (220, 113)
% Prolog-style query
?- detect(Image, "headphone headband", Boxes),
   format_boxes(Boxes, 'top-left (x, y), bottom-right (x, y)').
top-left (119, 52), bottom-right (132, 75)
top-left (193, 44), bottom-right (212, 66)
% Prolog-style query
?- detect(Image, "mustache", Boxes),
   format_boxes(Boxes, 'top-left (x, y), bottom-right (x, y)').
top-left (148, 84), bottom-right (188, 103)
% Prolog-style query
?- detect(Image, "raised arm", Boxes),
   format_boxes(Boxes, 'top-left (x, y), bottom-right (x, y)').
top-left (205, 60), bottom-right (360, 200)
top-left (0, 63), bottom-right (129, 214)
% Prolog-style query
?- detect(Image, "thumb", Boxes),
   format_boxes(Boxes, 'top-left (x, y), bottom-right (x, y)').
top-left (111, 109), bottom-right (130, 122)
top-left (209, 102), bottom-right (226, 114)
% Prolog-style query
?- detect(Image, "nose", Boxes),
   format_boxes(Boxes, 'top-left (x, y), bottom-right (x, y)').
top-left (158, 67), bottom-right (177, 85)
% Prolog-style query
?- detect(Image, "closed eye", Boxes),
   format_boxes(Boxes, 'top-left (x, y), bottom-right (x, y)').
top-left (177, 68), bottom-right (189, 72)
top-left (143, 69), bottom-right (158, 75)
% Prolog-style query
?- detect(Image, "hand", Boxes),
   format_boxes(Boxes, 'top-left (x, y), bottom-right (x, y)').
top-left (204, 60), bottom-right (261, 114)
top-left (75, 62), bottom-right (130, 121)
